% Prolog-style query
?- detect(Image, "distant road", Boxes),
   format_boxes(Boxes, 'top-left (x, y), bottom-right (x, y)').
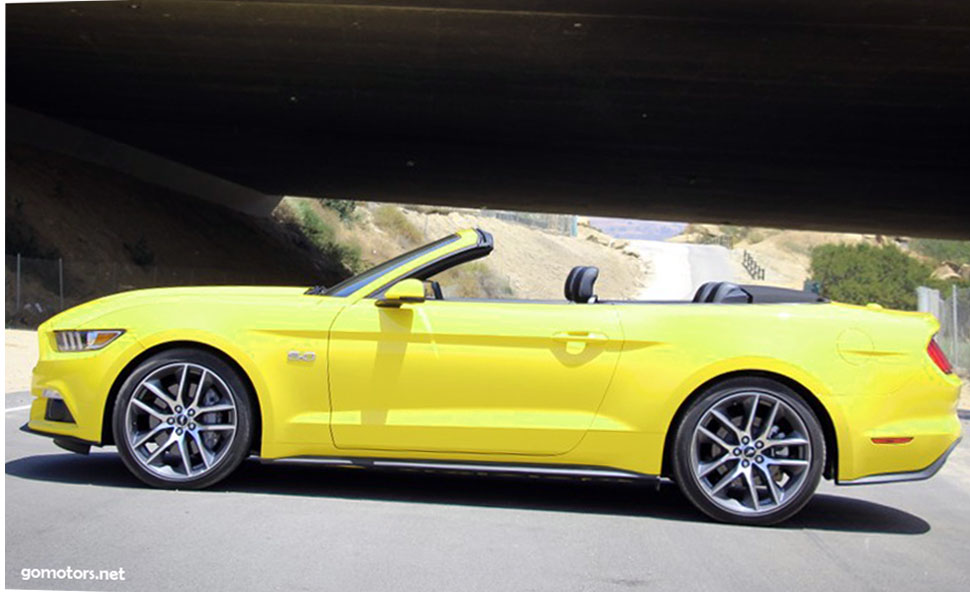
top-left (630, 240), bottom-right (734, 300)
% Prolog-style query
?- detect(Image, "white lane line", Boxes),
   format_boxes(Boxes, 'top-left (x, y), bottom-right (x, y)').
top-left (5, 405), bottom-right (32, 413)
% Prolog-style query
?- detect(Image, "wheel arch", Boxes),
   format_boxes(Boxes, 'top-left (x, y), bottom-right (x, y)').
top-left (660, 369), bottom-right (838, 480)
top-left (100, 340), bottom-right (263, 455)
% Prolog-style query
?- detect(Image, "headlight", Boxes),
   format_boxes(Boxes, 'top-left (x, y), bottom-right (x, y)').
top-left (54, 330), bottom-right (125, 352)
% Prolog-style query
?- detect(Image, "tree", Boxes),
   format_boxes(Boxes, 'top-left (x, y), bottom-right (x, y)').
top-left (810, 243), bottom-right (932, 310)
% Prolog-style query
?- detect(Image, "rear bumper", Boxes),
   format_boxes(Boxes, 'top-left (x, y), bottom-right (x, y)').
top-left (837, 436), bottom-right (962, 485)
top-left (832, 364), bottom-right (962, 482)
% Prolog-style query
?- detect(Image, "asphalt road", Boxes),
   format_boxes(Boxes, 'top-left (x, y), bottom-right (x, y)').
top-left (5, 390), bottom-right (970, 592)
top-left (631, 241), bottom-right (734, 300)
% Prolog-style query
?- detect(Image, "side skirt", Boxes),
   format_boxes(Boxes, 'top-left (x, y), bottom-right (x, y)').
top-left (258, 456), bottom-right (662, 482)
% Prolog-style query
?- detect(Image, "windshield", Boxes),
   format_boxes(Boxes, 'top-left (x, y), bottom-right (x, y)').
top-left (323, 234), bottom-right (460, 297)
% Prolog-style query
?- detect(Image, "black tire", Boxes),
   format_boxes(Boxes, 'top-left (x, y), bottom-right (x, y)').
top-left (670, 377), bottom-right (825, 526)
top-left (112, 348), bottom-right (253, 489)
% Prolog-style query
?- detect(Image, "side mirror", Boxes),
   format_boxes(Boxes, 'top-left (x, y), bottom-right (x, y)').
top-left (376, 278), bottom-right (426, 308)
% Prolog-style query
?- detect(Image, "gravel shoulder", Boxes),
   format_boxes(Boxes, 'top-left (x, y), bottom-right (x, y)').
top-left (5, 329), bottom-right (37, 394)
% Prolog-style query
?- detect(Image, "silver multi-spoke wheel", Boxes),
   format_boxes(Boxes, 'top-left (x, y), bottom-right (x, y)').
top-left (690, 391), bottom-right (812, 516)
top-left (124, 362), bottom-right (238, 481)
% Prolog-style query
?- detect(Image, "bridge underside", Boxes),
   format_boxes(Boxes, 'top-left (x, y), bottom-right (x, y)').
top-left (7, 0), bottom-right (970, 237)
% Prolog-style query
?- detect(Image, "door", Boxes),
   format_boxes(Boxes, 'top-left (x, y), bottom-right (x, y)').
top-left (328, 298), bottom-right (623, 455)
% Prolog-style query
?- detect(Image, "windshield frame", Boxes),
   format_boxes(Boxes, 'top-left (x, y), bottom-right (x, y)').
top-left (365, 228), bottom-right (494, 299)
top-left (321, 233), bottom-right (462, 297)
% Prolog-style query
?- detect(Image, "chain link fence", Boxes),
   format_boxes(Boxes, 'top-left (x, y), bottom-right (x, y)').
top-left (918, 285), bottom-right (970, 373)
top-left (406, 205), bottom-right (578, 236)
top-left (479, 209), bottom-right (578, 236)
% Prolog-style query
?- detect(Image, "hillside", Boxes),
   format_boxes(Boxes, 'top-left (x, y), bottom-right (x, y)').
top-left (276, 198), bottom-right (648, 301)
top-left (671, 223), bottom-right (904, 289)
top-left (5, 144), bottom-right (354, 326)
top-left (6, 145), bottom-right (646, 327)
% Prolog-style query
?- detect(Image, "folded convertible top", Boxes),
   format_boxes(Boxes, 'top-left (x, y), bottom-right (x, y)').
top-left (692, 281), bottom-right (826, 303)
top-left (740, 284), bottom-right (827, 303)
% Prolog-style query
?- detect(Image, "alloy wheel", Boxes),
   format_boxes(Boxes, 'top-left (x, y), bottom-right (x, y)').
top-left (124, 362), bottom-right (238, 481)
top-left (690, 391), bottom-right (812, 515)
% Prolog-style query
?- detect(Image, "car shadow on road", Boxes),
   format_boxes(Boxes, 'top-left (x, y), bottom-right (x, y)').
top-left (6, 452), bottom-right (930, 535)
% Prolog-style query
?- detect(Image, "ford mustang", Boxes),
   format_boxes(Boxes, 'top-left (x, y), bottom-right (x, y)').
top-left (23, 228), bottom-right (962, 524)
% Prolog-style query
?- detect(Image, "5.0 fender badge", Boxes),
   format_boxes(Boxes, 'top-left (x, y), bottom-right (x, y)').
top-left (287, 350), bottom-right (316, 363)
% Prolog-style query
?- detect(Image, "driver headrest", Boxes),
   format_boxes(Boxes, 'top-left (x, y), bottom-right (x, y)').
top-left (565, 266), bottom-right (599, 303)
top-left (693, 281), bottom-right (719, 303)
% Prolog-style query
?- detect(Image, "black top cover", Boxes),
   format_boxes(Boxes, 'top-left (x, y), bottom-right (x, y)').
top-left (739, 284), bottom-right (827, 303)
top-left (692, 281), bottom-right (826, 304)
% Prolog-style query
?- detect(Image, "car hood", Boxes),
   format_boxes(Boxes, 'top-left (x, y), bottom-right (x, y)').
top-left (44, 285), bottom-right (312, 330)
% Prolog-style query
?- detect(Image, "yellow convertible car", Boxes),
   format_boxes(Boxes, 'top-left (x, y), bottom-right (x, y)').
top-left (23, 228), bottom-right (962, 524)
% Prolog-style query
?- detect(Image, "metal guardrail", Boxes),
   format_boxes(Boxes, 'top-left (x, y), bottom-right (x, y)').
top-left (692, 234), bottom-right (733, 248)
top-left (742, 250), bottom-right (766, 280)
top-left (480, 209), bottom-right (577, 237)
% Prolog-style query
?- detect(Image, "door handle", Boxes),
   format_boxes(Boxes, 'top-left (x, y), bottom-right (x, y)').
top-left (552, 331), bottom-right (609, 343)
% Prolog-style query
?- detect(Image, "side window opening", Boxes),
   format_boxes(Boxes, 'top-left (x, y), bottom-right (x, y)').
top-left (428, 262), bottom-right (514, 300)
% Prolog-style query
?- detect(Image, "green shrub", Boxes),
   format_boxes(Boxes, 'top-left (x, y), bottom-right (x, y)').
top-left (910, 238), bottom-right (970, 266)
top-left (296, 201), bottom-right (335, 242)
top-left (810, 243), bottom-right (932, 310)
top-left (318, 240), bottom-right (363, 274)
top-left (294, 201), bottom-right (362, 272)
top-left (319, 199), bottom-right (358, 222)
top-left (435, 262), bottom-right (514, 299)
top-left (373, 205), bottom-right (423, 244)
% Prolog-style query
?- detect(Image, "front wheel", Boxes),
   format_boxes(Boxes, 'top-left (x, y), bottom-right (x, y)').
top-left (671, 377), bottom-right (825, 525)
top-left (112, 348), bottom-right (253, 489)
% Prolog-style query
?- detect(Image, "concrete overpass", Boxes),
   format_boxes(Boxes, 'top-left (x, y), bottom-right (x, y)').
top-left (6, 0), bottom-right (970, 238)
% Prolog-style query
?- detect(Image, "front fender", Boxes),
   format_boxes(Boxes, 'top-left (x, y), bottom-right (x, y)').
top-left (134, 329), bottom-right (276, 451)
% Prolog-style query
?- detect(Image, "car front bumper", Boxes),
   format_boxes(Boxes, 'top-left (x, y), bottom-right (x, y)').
top-left (20, 422), bottom-right (97, 454)
top-left (25, 327), bottom-right (144, 445)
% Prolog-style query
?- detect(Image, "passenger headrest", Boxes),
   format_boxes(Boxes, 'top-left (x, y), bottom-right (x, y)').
top-left (710, 282), bottom-right (750, 303)
top-left (565, 266), bottom-right (599, 303)
top-left (564, 267), bottom-right (583, 301)
top-left (692, 281), bottom-right (751, 303)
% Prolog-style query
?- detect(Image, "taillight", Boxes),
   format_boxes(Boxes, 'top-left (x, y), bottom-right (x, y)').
top-left (927, 338), bottom-right (953, 374)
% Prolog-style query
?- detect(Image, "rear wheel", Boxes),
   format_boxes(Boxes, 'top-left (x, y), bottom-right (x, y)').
top-left (112, 348), bottom-right (253, 489)
top-left (671, 377), bottom-right (825, 525)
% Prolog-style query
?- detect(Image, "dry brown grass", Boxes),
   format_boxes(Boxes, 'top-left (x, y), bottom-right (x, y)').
top-left (276, 198), bottom-right (365, 273)
top-left (434, 262), bottom-right (513, 299)
top-left (398, 207), bottom-right (646, 300)
top-left (373, 205), bottom-right (423, 245)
